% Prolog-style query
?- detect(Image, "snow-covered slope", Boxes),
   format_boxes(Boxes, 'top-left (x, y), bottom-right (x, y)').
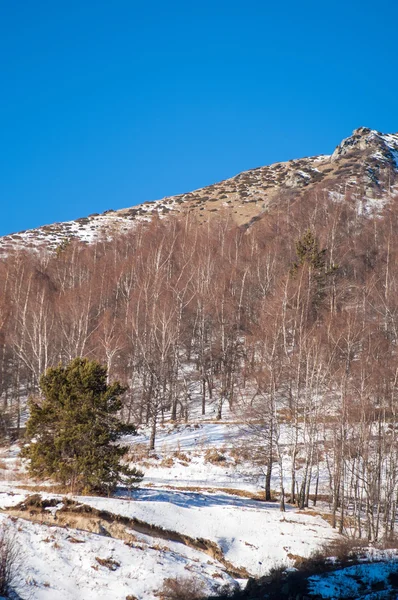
top-left (0, 511), bottom-right (235, 600)
top-left (0, 484), bottom-right (338, 598)
top-left (79, 489), bottom-right (337, 578)
top-left (0, 418), bottom-right (342, 599)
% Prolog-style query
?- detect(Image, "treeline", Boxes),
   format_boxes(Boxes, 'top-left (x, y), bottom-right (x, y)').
top-left (1, 189), bottom-right (398, 540)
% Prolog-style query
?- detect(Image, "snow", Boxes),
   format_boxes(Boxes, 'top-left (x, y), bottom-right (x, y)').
top-left (381, 133), bottom-right (398, 170)
top-left (0, 491), bottom-right (27, 509)
top-left (381, 132), bottom-right (398, 149)
top-left (371, 150), bottom-right (390, 162)
top-left (308, 560), bottom-right (398, 599)
top-left (44, 502), bottom-right (64, 517)
top-left (312, 155), bottom-right (330, 163)
top-left (0, 197), bottom-right (178, 255)
top-left (127, 421), bottom-right (260, 489)
top-left (297, 170), bottom-right (311, 179)
top-left (77, 489), bottom-right (338, 577)
top-left (357, 195), bottom-right (389, 217)
top-left (0, 513), bottom-right (233, 600)
top-left (328, 190), bottom-right (346, 203)
top-left (0, 415), bottom-right (342, 598)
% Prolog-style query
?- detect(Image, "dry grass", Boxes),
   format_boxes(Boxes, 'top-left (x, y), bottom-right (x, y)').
top-left (16, 483), bottom-right (70, 494)
top-left (149, 542), bottom-right (169, 552)
top-left (125, 443), bottom-right (149, 462)
top-left (156, 575), bottom-right (204, 600)
top-left (10, 469), bottom-right (30, 483)
top-left (298, 509), bottom-right (334, 526)
top-left (160, 457), bottom-right (174, 468)
top-left (95, 557), bottom-right (120, 571)
top-left (204, 448), bottom-right (226, 465)
top-left (306, 537), bottom-right (370, 566)
top-left (301, 509), bottom-right (357, 531)
top-left (287, 552), bottom-right (306, 564)
top-left (0, 523), bottom-right (24, 596)
top-left (173, 450), bottom-right (191, 463)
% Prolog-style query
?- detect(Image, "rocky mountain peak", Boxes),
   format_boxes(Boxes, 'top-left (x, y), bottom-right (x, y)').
top-left (331, 127), bottom-right (398, 165)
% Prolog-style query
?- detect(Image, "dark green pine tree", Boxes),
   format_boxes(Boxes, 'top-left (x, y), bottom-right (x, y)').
top-left (291, 229), bottom-right (337, 315)
top-left (22, 357), bottom-right (143, 494)
top-left (294, 228), bottom-right (327, 272)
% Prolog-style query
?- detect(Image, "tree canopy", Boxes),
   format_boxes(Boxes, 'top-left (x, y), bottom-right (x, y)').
top-left (22, 357), bottom-right (143, 494)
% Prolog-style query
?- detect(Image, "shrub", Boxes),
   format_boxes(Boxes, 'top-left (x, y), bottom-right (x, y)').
top-left (204, 448), bottom-right (227, 464)
top-left (0, 522), bottom-right (23, 597)
top-left (173, 450), bottom-right (190, 463)
top-left (158, 575), bottom-right (204, 600)
top-left (311, 537), bottom-right (368, 564)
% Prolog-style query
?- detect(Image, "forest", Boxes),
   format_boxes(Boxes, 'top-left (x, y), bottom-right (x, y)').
top-left (1, 188), bottom-right (398, 543)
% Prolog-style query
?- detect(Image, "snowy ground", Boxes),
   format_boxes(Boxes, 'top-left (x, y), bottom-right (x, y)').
top-left (0, 511), bottom-right (235, 600)
top-left (0, 483), bottom-right (338, 599)
top-left (125, 421), bottom-right (262, 491)
top-left (308, 557), bottom-right (398, 599)
top-left (0, 419), bottom-right (348, 599)
top-left (79, 488), bottom-right (338, 577)
top-left (123, 417), bottom-right (333, 495)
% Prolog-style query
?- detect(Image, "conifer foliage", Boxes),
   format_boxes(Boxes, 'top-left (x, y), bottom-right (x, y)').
top-left (22, 358), bottom-right (143, 494)
top-left (291, 228), bottom-right (336, 316)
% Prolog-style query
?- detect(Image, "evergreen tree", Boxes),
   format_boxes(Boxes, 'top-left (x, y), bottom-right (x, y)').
top-left (291, 228), bottom-right (337, 315)
top-left (294, 228), bottom-right (326, 272)
top-left (22, 357), bottom-right (143, 494)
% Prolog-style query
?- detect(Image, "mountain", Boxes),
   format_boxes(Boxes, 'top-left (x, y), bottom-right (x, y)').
top-left (1, 127), bottom-right (398, 253)
top-left (2, 127), bottom-right (398, 596)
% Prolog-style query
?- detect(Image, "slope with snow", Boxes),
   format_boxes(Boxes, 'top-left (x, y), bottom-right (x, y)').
top-left (0, 511), bottom-right (235, 600)
top-left (0, 417), bottom-right (342, 599)
top-left (2, 127), bottom-right (398, 254)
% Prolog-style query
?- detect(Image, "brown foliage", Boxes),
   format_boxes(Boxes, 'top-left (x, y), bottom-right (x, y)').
top-left (2, 192), bottom-right (398, 540)
top-left (158, 575), bottom-right (204, 600)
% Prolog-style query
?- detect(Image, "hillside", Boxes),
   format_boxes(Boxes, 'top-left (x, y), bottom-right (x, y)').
top-left (1, 127), bottom-right (398, 598)
top-left (1, 127), bottom-right (398, 254)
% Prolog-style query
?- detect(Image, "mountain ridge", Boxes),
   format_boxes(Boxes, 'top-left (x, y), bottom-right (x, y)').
top-left (2, 127), bottom-right (398, 253)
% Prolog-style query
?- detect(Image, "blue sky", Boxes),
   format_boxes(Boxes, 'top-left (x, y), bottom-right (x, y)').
top-left (1, 1), bottom-right (397, 236)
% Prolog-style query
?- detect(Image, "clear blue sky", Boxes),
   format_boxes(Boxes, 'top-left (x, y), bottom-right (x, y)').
top-left (1, 1), bottom-right (397, 236)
